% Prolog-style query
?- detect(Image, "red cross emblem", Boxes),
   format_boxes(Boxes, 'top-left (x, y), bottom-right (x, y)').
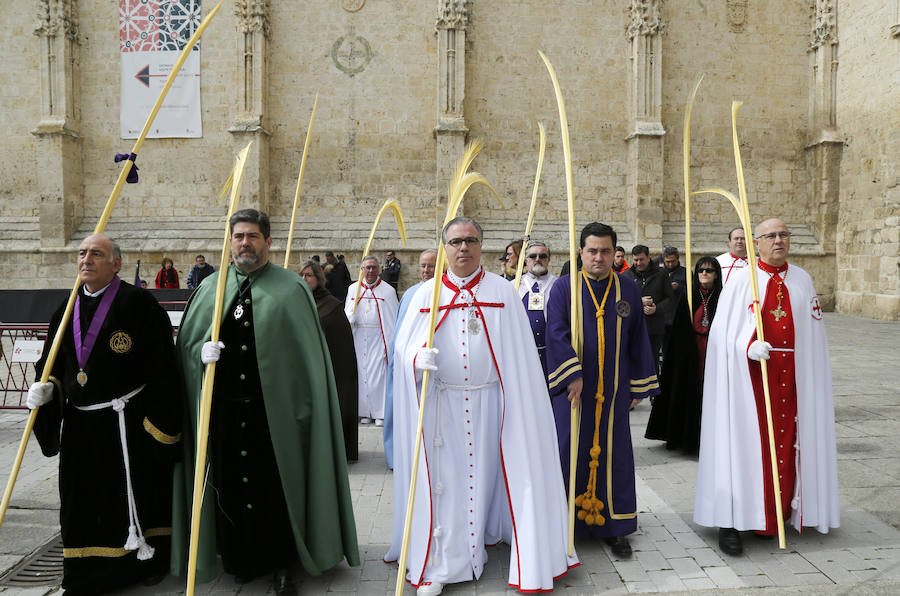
top-left (810, 296), bottom-right (823, 320)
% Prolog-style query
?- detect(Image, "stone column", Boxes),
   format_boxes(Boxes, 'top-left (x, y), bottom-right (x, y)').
top-left (805, 0), bottom-right (841, 307)
top-left (433, 0), bottom-right (468, 230)
top-left (229, 0), bottom-right (271, 213)
top-left (624, 0), bottom-right (665, 250)
top-left (32, 0), bottom-right (82, 248)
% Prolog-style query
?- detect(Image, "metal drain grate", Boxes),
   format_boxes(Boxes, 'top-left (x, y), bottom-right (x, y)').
top-left (0, 534), bottom-right (63, 587)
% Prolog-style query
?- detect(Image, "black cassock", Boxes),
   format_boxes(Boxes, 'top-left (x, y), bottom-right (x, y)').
top-left (34, 279), bottom-right (181, 595)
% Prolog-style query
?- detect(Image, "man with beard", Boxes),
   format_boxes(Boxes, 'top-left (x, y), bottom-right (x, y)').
top-left (173, 209), bottom-right (359, 595)
top-left (30, 233), bottom-right (180, 594)
top-left (545, 222), bottom-right (660, 559)
top-left (345, 255), bottom-right (399, 426)
top-left (383, 248), bottom-right (437, 469)
top-left (387, 217), bottom-right (577, 595)
top-left (695, 218), bottom-right (839, 556)
top-left (663, 246), bottom-right (687, 331)
top-left (624, 244), bottom-right (673, 373)
top-left (717, 227), bottom-right (749, 285)
top-left (515, 241), bottom-right (557, 377)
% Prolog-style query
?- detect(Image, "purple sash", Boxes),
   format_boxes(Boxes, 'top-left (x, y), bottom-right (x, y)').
top-left (73, 276), bottom-right (122, 372)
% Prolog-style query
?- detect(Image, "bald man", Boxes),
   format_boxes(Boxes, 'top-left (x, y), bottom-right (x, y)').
top-left (30, 234), bottom-right (181, 594)
top-left (695, 218), bottom-right (839, 556)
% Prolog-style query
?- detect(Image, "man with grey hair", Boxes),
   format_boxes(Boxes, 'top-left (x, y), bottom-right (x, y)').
top-left (345, 254), bottom-right (398, 426)
top-left (30, 233), bottom-right (181, 593)
top-left (387, 217), bottom-right (576, 595)
top-left (695, 218), bottom-right (839, 556)
top-left (515, 240), bottom-right (557, 377)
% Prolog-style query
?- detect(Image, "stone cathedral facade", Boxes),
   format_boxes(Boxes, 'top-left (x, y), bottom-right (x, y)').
top-left (1, 0), bottom-right (897, 320)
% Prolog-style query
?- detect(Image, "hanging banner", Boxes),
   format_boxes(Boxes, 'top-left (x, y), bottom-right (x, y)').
top-left (119, 0), bottom-right (203, 138)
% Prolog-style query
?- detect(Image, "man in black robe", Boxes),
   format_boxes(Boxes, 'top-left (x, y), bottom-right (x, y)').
top-left (29, 233), bottom-right (181, 595)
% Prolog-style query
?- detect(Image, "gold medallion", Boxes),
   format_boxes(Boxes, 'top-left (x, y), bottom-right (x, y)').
top-left (109, 331), bottom-right (133, 354)
top-left (76, 369), bottom-right (88, 386)
top-left (770, 305), bottom-right (786, 321)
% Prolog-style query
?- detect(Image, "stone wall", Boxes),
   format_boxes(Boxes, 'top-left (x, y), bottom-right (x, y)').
top-left (834, 1), bottom-right (900, 319)
top-left (0, 0), bottom-right (896, 319)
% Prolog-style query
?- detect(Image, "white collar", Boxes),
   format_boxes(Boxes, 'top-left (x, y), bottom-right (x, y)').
top-left (82, 282), bottom-right (111, 298)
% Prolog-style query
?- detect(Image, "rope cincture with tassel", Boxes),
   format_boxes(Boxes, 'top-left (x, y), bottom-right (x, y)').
top-left (573, 270), bottom-right (614, 527)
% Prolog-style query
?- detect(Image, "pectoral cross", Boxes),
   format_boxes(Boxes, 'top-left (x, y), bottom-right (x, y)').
top-left (770, 305), bottom-right (787, 321)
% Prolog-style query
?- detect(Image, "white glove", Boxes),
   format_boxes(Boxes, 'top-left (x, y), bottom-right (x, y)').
top-left (748, 340), bottom-right (772, 361)
top-left (415, 347), bottom-right (439, 372)
top-left (201, 341), bottom-right (225, 364)
top-left (26, 382), bottom-right (54, 409)
top-left (347, 311), bottom-right (357, 326)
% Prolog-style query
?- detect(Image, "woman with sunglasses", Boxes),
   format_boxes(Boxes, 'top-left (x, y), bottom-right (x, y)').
top-left (645, 256), bottom-right (722, 452)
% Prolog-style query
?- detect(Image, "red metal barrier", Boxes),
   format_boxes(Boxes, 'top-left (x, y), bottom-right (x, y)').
top-left (1, 325), bottom-right (49, 409)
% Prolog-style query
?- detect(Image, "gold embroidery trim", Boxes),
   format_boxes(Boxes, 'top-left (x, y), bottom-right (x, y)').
top-left (630, 375), bottom-right (658, 386)
top-left (143, 417), bottom-right (182, 444)
top-left (606, 275), bottom-right (636, 520)
top-left (63, 527), bottom-right (171, 558)
top-left (548, 357), bottom-right (580, 382)
top-left (548, 362), bottom-right (582, 390)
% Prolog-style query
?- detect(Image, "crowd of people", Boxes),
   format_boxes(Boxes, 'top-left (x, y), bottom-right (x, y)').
top-left (26, 212), bottom-right (838, 596)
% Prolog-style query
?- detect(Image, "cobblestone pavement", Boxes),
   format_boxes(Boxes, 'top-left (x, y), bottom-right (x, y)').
top-left (0, 313), bottom-right (898, 595)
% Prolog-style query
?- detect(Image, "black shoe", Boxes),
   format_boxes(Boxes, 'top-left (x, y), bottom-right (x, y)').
top-left (753, 532), bottom-right (775, 540)
top-left (273, 568), bottom-right (297, 596)
top-left (718, 527), bottom-right (743, 556)
top-left (604, 536), bottom-right (633, 558)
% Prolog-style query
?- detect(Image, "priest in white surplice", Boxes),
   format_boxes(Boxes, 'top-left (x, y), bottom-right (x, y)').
top-left (695, 218), bottom-right (839, 557)
top-left (716, 226), bottom-right (749, 285)
top-left (345, 255), bottom-right (398, 426)
top-left (386, 218), bottom-right (578, 596)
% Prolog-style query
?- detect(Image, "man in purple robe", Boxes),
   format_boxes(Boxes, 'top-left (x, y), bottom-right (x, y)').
top-left (545, 222), bottom-right (660, 558)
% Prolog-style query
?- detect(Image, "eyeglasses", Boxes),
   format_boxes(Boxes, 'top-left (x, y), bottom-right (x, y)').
top-left (446, 236), bottom-right (481, 248)
top-left (526, 253), bottom-right (549, 260)
top-left (698, 268), bottom-right (716, 274)
top-left (362, 265), bottom-right (379, 270)
top-left (755, 231), bottom-right (791, 241)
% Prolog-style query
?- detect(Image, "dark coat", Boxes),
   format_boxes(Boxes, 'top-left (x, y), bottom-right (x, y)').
top-left (645, 260), bottom-right (723, 453)
top-left (34, 279), bottom-right (180, 594)
top-left (623, 265), bottom-right (673, 336)
top-left (313, 287), bottom-right (359, 461)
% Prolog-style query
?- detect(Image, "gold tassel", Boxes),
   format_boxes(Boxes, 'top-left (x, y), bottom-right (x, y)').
top-left (575, 271), bottom-right (614, 526)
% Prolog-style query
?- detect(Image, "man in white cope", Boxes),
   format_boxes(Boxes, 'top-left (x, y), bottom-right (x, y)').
top-left (386, 218), bottom-right (578, 595)
top-left (515, 240), bottom-right (557, 378)
top-left (716, 226), bottom-right (749, 285)
top-left (345, 255), bottom-right (399, 426)
top-left (695, 218), bottom-right (839, 557)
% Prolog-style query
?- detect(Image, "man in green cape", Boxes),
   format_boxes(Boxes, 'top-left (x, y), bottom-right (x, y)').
top-left (172, 209), bottom-right (359, 595)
